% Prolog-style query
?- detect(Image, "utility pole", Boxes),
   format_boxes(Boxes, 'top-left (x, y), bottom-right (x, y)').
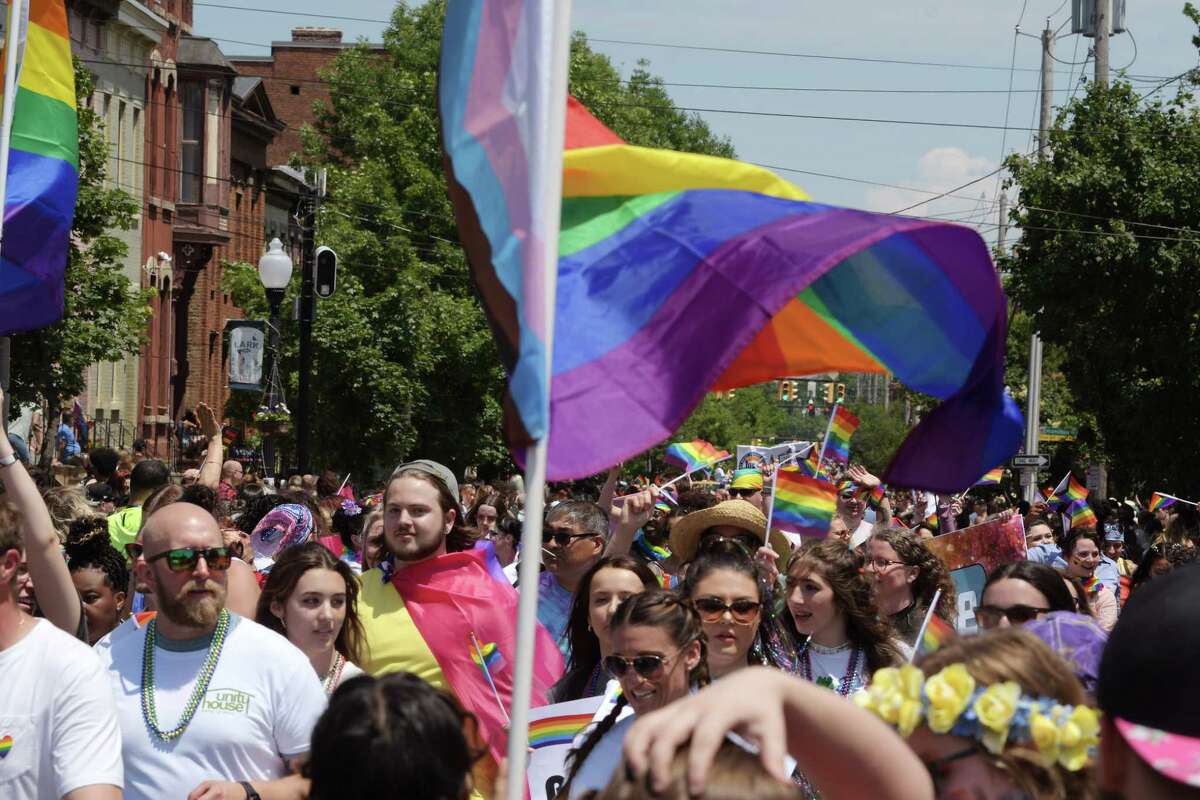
top-left (1094, 0), bottom-right (1110, 88)
top-left (1020, 21), bottom-right (1055, 505)
top-left (997, 192), bottom-right (1008, 252)
top-left (295, 177), bottom-right (319, 475)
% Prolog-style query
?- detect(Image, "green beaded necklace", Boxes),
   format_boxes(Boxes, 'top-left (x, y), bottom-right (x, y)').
top-left (140, 608), bottom-right (231, 742)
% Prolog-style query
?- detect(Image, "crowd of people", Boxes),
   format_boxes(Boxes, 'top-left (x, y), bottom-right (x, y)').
top-left (3, 385), bottom-right (1199, 800)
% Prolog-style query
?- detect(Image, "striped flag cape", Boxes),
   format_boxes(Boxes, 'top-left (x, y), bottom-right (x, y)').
top-left (440, 20), bottom-right (1022, 489)
top-left (0, 0), bottom-right (79, 335)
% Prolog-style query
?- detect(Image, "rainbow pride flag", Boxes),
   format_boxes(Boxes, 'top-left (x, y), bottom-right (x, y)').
top-left (1149, 492), bottom-right (1178, 512)
top-left (824, 405), bottom-right (860, 464)
top-left (470, 639), bottom-right (504, 675)
top-left (975, 466), bottom-right (1004, 486)
top-left (0, 0), bottom-right (78, 336)
top-left (664, 439), bottom-right (729, 473)
top-left (1063, 499), bottom-right (1098, 531)
top-left (799, 445), bottom-right (831, 481)
top-left (917, 613), bottom-right (955, 658)
top-left (1081, 575), bottom-right (1102, 594)
top-left (1050, 473), bottom-right (1088, 508)
top-left (855, 483), bottom-right (887, 510)
top-left (440, 6), bottom-right (1023, 490)
top-left (771, 471), bottom-right (837, 539)
top-left (528, 712), bottom-right (594, 749)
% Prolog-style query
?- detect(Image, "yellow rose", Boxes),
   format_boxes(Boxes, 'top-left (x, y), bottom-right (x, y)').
top-left (858, 665), bottom-right (925, 736)
top-left (924, 664), bottom-right (975, 734)
top-left (1030, 709), bottom-right (1061, 766)
top-left (1057, 706), bottom-right (1101, 771)
top-left (973, 681), bottom-right (1021, 754)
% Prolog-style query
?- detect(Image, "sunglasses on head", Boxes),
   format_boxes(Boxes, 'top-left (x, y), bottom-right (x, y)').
top-left (698, 532), bottom-right (759, 556)
top-left (693, 596), bottom-right (761, 624)
top-left (542, 528), bottom-right (596, 547)
top-left (146, 547), bottom-right (232, 573)
top-left (975, 603), bottom-right (1049, 628)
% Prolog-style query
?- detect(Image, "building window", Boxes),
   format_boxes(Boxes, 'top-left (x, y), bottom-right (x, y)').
top-left (116, 100), bottom-right (126, 189)
top-left (180, 81), bottom-right (204, 203)
top-left (290, 85), bottom-right (300, 95)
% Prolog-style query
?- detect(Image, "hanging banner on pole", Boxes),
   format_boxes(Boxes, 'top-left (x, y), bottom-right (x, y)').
top-left (225, 320), bottom-right (265, 391)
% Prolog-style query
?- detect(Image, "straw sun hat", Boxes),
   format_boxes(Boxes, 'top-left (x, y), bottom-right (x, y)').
top-left (669, 499), bottom-right (792, 567)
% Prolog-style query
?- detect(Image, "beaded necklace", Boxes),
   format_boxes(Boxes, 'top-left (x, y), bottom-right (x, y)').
top-left (799, 640), bottom-right (861, 696)
top-left (322, 653), bottom-right (346, 696)
top-left (141, 608), bottom-right (231, 742)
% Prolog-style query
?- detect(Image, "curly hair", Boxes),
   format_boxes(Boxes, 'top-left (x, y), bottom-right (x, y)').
top-left (41, 486), bottom-right (92, 542)
top-left (871, 528), bottom-right (957, 626)
top-left (563, 590), bottom-right (709, 796)
top-left (785, 538), bottom-right (903, 673)
top-left (917, 628), bottom-right (1097, 800)
top-left (64, 516), bottom-right (128, 592)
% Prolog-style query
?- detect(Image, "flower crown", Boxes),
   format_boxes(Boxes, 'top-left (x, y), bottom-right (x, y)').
top-left (340, 497), bottom-right (363, 516)
top-left (854, 663), bottom-right (1100, 771)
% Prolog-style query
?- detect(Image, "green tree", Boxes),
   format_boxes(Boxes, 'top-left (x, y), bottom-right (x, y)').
top-left (7, 60), bottom-right (151, 462)
top-left (1001, 12), bottom-right (1200, 495)
top-left (280, 1), bottom-right (738, 480)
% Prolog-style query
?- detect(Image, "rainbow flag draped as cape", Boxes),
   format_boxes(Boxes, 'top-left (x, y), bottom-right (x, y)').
top-left (439, 3), bottom-right (1022, 491)
top-left (824, 405), bottom-right (860, 464)
top-left (664, 439), bottom-right (729, 473)
top-left (390, 549), bottom-right (564, 763)
top-left (975, 466), bottom-right (1004, 486)
top-left (770, 471), bottom-right (837, 539)
top-left (0, 0), bottom-right (78, 335)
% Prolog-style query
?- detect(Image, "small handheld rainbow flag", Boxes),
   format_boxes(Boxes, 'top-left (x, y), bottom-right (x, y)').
top-left (1049, 472), bottom-right (1088, 508)
top-left (1081, 575), bottom-right (1102, 594)
top-left (528, 712), bottom-right (595, 749)
top-left (664, 439), bottom-right (730, 474)
top-left (918, 612), bottom-right (955, 658)
top-left (1147, 492), bottom-right (1194, 512)
top-left (855, 483), bottom-right (887, 510)
top-left (799, 445), bottom-right (831, 481)
top-left (923, 512), bottom-right (940, 531)
top-left (769, 471), bottom-right (837, 539)
top-left (469, 633), bottom-right (509, 724)
top-left (974, 466), bottom-right (1004, 486)
top-left (1062, 499), bottom-right (1097, 531)
top-left (824, 405), bottom-right (860, 465)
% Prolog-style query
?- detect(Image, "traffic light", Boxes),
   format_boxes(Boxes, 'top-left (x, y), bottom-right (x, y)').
top-left (778, 380), bottom-right (790, 402)
top-left (314, 246), bottom-right (338, 299)
top-left (836, 383), bottom-right (846, 403)
top-left (823, 382), bottom-right (835, 404)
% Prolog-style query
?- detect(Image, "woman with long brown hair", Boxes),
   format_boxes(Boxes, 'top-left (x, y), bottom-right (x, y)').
top-left (866, 528), bottom-right (957, 642)
top-left (255, 541), bottom-right (366, 695)
top-left (782, 538), bottom-right (903, 695)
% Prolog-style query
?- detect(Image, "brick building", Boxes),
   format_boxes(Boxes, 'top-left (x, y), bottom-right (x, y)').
top-left (229, 27), bottom-right (384, 165)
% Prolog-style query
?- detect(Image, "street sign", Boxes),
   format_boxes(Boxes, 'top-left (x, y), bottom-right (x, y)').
top-left (1011, 454), bottom-right (1050, 468)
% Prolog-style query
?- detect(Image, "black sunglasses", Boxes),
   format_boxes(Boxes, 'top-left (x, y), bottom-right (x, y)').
top-left (542, 528), bottom-right (597, 547)
top-left (924, 744), bottom-right (980, 794)
top-left (693, 597), bottom-right (761, 625)
top-left (729, 487), bottom-right (760, 497)
top-left (603, 648), bottom-right (684, 680)
top-left (975, 603), bottom-right (1049, 628)
top-left (146, 547), bottom-right (232, 573)
top-left (123, 542), bottom-right (144, 561)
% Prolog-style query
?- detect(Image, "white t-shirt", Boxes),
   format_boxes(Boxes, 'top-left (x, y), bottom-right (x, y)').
top-left (95, 613), bottom-right (326, 800)
top-left (0, 618), bottom-right (123, 800)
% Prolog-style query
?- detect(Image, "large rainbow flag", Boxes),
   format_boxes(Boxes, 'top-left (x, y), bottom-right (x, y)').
top-left (439, 2), bottom-right (1022, 492)
top-left (770, 470), bottom-right (837, 539)
top-left (0, 0), bottom-right (78, 336)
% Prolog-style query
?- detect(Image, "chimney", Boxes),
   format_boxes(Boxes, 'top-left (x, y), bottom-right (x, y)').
top-left (290, 27), bottom-right (343, 44)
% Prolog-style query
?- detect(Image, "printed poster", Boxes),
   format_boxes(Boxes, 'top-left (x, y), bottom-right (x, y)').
top-left (924, 515), bottom-right (1027, 634)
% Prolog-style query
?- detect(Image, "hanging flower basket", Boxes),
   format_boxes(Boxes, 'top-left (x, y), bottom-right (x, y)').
top-left (253, 409), bottom-right (292, 436)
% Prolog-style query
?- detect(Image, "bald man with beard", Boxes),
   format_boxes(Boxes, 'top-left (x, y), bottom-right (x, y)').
top-left (95, 503), bottom-right (323, 800)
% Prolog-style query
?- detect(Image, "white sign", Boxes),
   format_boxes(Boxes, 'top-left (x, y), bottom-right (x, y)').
top-left (526, 695), bottom-right (606, 800)
top-left (226, 321), bottom-right (265, 391)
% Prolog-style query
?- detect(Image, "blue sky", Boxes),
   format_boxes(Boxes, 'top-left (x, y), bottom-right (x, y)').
top-left (196, 1), bottom-right (1199, 247)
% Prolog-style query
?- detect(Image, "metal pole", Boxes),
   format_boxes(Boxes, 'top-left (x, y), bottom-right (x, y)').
top-left (296, 191), bottom-right (315, 474)
top-left (997, 193), bottom-right (1008, 252)
top-left (1094, 0), bottom-right (1110, 89)
top-left (1039, 24), bottom-right (1054, 155)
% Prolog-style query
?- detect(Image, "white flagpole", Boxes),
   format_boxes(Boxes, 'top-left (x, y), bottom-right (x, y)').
top-left (814, 401), bottom-right (840, 476)
top-left (1153, 492), bottom-right (1198, 507)
top-left (908, 588), bottom-right (942, 664)
top-left (504, 2), bottom-right (572, 797)
top-left (0, 0), bottom-right (25, 397)
top-left (0, 0), bottom-right (25, 252)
